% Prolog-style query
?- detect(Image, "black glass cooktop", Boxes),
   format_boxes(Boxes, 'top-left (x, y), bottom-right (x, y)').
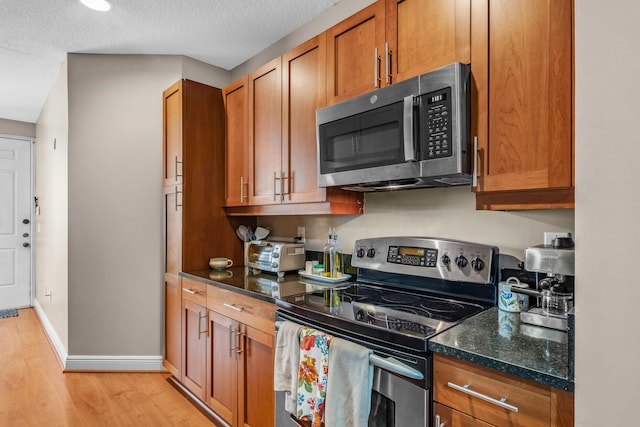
top-left (278, 283), bottom-right (485, 345)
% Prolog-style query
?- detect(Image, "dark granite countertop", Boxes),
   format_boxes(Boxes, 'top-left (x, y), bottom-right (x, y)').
top-left (428, 307), bottom-right (574, 391)
top-left (182, 268), bottom-right (573, 391)
top-left (180, 267), bottom-right (350, 303)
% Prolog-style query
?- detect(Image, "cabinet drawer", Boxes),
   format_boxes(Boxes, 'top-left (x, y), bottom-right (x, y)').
top-left (434, 354), bottom-right (551, 426)
top-left (181, 277), bottom-right (207, 306)
top-left (207, 285), bottom-right (275, 335)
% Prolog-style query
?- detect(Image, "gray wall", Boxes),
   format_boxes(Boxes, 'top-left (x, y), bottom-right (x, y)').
top-left (36, 54), bottom-right (230, 357)
top-left (0, 118), bottom-right (36, 137)
top-left (575, 0), bottom-right (640, 425)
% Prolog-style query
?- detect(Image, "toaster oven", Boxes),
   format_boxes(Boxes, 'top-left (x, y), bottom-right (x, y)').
top-left (245, 241), bottom-right (305, 277)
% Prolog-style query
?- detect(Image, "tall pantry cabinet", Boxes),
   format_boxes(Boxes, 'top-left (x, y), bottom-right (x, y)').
top-left (162, 79), bottom-right (243, 379)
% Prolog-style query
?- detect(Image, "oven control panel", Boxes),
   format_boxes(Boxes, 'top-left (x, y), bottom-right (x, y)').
top-left (352, 236), bottom-right (498, 284)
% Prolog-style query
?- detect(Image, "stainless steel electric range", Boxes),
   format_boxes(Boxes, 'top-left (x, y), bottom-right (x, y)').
top-left (275, 236), bottom-right (499, 427)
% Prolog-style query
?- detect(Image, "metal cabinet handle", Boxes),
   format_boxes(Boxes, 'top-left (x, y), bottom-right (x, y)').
top-left (447, 382), bottom-right (519, 412)
top-left (175, 156), bottom-right (183, 179)
top-left (175, 186), bottom-right (182, 211)
top-left (198, 311), bottom-right (208, 338)
top-left (280, 171), bottom-right (286, 201)
top-left (223, 303), bottom-right (244, 312)
top-left (273, 171), bottom-right (281, 201)
top-left (472, 136), bottom-right (479, 187)
top-left (435, 414), bottom-right (444, 427)
top-left (374, 47), bottom-right (381, 88)
top-left (182, 288), bottom-right (197, 295)
top-left (229, 325), bottom-right (236, 357)
top-left (385, 42), bottom-right (391, 85)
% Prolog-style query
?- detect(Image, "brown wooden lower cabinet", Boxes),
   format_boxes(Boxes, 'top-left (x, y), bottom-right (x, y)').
top-left (433, 353), bottom-right (574, 427)
top-left (204, 286), bottom-right (276, 427)
top-left (434, 402), bottom-right (495, 427)
top-left (163, 273), bottom-right (181, 378)
top-left (180, 278), bottom-right (208, 400)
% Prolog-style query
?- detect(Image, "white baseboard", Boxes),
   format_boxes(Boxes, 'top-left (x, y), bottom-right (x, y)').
top-left (33, 299), bottom-right (165, 371)
top-left (33, 299), bottom-right (69, 367)
top-left (65, 355), bottom-right (165, 371)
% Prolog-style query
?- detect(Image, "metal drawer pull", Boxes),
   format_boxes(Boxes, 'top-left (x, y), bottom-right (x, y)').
top-left (182, 288), bottom-right (198, 295)
top-left (447, 382), bottom-right (519, 412)
top-left (435, 414), bottom-right (444, 427)
top-left (223, 303), bottom-right (244, 312)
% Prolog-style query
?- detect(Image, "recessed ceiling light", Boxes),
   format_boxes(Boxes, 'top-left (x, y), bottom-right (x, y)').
top-left (80, 0), bottom-right (112, 12)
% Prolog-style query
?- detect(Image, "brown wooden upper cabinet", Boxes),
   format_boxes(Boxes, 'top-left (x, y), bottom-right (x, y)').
top-left (471, 0), bottom-right (574, 210)
top-left (326, 0), bottom-right (471, 105)
top-left (163, 83), bottom-right (183, 187)
top-left (224, 35), bottom-right (363, 215)
top-left (223, 77), bottom-right (250, 207)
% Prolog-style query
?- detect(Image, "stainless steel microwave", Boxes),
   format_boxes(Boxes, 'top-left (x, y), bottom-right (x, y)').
top-left (316, 62), bottom-right (471, 191)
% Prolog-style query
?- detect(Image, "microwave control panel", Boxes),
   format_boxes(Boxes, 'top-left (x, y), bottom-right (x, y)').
top-left (420, 87), bottom-right (453, 159)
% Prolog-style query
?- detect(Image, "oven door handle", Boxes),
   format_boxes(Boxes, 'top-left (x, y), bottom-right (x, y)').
top-left (275, 321), bottom-right (423, 380)
top-left (370, 355), bottom-right (423, 380)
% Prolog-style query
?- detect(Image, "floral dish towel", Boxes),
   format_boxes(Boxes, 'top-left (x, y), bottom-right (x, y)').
top-left (297, 327), bottom-right (333, 427)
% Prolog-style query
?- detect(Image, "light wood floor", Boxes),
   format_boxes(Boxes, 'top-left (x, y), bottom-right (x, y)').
top-left (0, 308), bottom-right (213, 426)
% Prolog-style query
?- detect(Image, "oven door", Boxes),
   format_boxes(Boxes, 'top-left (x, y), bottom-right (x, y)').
top-left (275, 311), bottom-right (429, 427)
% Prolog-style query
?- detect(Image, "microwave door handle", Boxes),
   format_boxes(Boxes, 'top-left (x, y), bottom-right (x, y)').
top-left (403, 95), bottom-right (416, 161)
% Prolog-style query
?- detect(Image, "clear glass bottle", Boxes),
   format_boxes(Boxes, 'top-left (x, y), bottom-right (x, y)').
top-left (323, 228), bottom-right (334, 277)
top-left (332, 230), bottom-right (343, 278)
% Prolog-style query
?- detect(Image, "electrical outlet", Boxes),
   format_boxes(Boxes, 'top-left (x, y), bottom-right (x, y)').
top-left (297, 226), bottom-right (305, 241)
top-left (544, 232), bottom-right (572, 246)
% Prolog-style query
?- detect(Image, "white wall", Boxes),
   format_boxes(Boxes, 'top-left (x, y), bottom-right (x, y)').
top-left (35, 59), bottom-right (70, 352)
top-left (575, 1), bottom-right (640, 425)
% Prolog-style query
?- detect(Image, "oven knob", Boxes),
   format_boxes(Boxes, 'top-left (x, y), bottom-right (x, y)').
top-left (366, 248), bottom-right (376, 258)
top-left (471, 257), bottom-right (485, 271)
top-left (455, 255), bottom-right (468, 268)
top-left (271, 262), bottom-right (278, 268)
top-left (441, 254), bottom-right (450, 266)
top-left (356, 248), bottom-right (365, 258)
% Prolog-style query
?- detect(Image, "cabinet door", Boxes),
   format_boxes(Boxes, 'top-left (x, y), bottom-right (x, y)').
top-left (326, 1), bottom-right (386, 104)
top-left (224, 77), bottom-right (250, 207)
top-left (163, 81), bottom-right (183, 187)
top-left (248, 58), bottom-right (283, 205)
top-left (163, 273), bottom-right (181, 378)
top-left (165, 185), bottom-right (182, 275)
top-left (434, 402), bottom-right (495, 427)
top-left (282, 34), bottom-right (328, 204)
top-left (182, 299), bottom-right (207, 400)
top-left (237, 324), bottom-right (275, 427)
top-left (472, 0), bottom-right (573, 209)
top-left (385, 0), bottom-right (470, 84)
top-left (206, 310), bottom-right (238, 426)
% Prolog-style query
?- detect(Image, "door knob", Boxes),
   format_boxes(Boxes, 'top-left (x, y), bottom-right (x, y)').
top-left (23, 242), bottom-right (30, 248)
top-left (23, 219), bottom-right (30, 224)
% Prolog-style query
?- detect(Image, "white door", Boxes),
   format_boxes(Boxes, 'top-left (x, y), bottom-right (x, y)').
top-left (0, 136), bottom-right (32, 309)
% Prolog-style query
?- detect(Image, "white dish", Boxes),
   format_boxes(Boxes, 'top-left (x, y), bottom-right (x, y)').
top-left (297, 270), bottom-right (352, 283)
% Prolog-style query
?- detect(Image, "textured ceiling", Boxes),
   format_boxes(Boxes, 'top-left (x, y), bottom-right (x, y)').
top-left (0, 0), bottom-right (342, 123)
